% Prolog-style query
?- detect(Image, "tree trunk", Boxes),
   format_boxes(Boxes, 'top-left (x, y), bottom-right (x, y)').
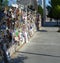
top-left (57, 19), bottom-right (58, 26)
top-left (58, 20), bottom-right (60, 32)
top-left (50, 18), bottom-right (52, 22)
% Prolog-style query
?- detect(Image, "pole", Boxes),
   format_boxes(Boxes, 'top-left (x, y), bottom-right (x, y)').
top-left (43, 0), bottom-right (46, 25)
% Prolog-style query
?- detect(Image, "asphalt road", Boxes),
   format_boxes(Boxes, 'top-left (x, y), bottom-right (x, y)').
top-left (11, 27), bottom-right (60, 63)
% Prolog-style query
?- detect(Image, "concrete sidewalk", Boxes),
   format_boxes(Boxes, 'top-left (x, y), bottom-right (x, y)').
top-left (11, 27), bottom-right (60, 63)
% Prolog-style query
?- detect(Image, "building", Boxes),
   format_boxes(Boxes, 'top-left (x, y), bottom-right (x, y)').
top-left (17, 0), bottom-right (38, 10)
top-left (33, 0), bottom-right (38, 10)
top-left (37, 0), bottom-right (42, 5)
top-left (37, 0), bottom-right (45, 8)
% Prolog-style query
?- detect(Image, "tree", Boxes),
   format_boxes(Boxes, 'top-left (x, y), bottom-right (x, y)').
top-left (0, 0), bottom-right (8, 10)
top-left (0, 0), bottom-right (3, 10)
top-left (3, 0), bottom-right (8, 6)
top-left (47, 0), bottom-right (60, 26)
top-left (47, 0), bottom-right (60, 32)
top-left (37, 5), bottom-right (43, 17)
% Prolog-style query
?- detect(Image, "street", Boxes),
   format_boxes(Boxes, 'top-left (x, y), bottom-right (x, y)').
top-left (11, 27), bottom-right (60, 63)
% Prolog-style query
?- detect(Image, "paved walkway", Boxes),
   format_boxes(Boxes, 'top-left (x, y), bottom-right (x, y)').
top-left (11, 27), bottom-right (60, 63)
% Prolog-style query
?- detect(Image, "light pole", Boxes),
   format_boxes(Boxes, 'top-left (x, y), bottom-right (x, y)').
top-left (43, 0), bottom-right (46, 25)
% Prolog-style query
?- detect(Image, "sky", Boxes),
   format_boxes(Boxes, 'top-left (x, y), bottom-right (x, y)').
top-left (8, 0), bottom-right (17, 6)
top-left (46, 0), bottom-right (50, 6)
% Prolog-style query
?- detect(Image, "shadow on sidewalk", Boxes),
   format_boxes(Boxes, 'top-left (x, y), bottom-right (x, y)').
top-left (37, 30), bottom-right (47, 32)
top-left (16, 51), bottom-right (60, 58)
top-left (11, 55), bottom-right (28, 63)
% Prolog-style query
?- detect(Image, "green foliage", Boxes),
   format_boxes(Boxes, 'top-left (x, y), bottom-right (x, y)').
top-left (52, 5), bottom-right (60, 19)
top-left (0, 0), bottom-right (8, 10)
top-left (0, 0), bottom-right (2, 10)
top-left (37, 5), bottom-right (43, 17)
top-left (3, 0), bottom-right (8, 6)
top-left (47, 0), bottom-right (60, 19)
